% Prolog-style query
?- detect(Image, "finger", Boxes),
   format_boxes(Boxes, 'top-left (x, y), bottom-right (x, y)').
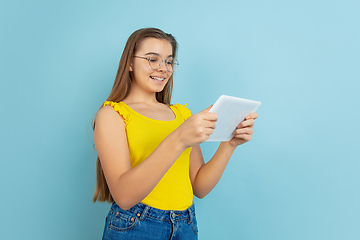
top-left (237, 119), bottom-right (255, 128)
top-left (245, 112), bottom-right (259, 120)
top-left (201, 105), bottom-right (213, 113)
top-left (233, 133), bottom-right (252, 140)
top-left (204, 121), bottom-right (216, 129)
top-left (203, 128), bottom-right (214, 136)
top-left (233, 127), bottom-right (253, 135)
top-left (233, 133), bottom-right (252, 141)
top-left (202, 112), bottom-right (218, 121)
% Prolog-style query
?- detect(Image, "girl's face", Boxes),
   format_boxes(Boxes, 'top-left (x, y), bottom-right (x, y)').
top-left (130, 38), bottom-right (173, 95)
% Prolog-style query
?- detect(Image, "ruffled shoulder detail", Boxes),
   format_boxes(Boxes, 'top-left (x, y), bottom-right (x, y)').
top-left (172, 103), bottom-right (192, 121)
top-left (103, 101), bottom-right (129, 123)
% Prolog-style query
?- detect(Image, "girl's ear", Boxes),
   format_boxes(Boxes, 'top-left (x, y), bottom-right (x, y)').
top-left (129, 63), bottom-right (133, 72)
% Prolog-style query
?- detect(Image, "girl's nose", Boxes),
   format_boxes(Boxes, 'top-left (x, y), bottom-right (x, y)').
top-left (157, 61), bottom-right (167, 72)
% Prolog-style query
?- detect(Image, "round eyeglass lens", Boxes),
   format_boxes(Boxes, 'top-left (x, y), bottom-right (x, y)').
top-left (148, 55), bottom-right (161, 70)
top-left (148, 55), bottom-right (178, 72)
top-left (167, 57), bottom-right (179, 72)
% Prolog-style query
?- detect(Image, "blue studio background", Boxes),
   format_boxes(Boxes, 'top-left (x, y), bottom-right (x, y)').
top-left (1, 0), bottom-right (359, 239)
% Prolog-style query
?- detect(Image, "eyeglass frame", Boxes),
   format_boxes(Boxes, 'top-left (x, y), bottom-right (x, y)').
top-left (134, 54), bottom-right (179, 72)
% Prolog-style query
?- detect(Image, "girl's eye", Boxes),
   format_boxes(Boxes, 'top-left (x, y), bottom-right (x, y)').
top-left (149, 56), bottom-right (160, 62)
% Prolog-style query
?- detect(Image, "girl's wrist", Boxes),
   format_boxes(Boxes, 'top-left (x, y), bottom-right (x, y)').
top-left (221, 141), bottom-right (238, 151)
top-left (167, 130), bottom-right (187, 153)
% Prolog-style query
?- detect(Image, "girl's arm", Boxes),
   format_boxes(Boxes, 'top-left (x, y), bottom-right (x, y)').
top-left (189, 113), bottom-right (258, 199)
top-left (94, 106), bottom-right (217, 210)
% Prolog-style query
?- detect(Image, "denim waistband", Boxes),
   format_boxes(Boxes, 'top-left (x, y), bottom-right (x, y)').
top-left (110, 202), bottom-right (195, 222)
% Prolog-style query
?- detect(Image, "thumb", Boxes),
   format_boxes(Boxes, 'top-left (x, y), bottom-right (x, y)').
top-left (201, 105), bottom-right (213, 113)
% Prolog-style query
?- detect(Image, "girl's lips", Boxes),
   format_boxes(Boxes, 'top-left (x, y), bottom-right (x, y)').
top-left (150, 76), bottom-right (165, 81)
top-left (149, 76), bottom-right (166, 84)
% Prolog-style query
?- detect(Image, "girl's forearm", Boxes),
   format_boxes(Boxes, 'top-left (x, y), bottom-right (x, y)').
top-left (192, 142), bottom-right (237, 199)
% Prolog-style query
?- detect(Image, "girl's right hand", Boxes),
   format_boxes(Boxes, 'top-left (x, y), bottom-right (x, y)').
top-left (175, 106), bottom-right (218, 149)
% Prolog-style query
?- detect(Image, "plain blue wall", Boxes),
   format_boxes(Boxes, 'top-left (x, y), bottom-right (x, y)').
top-left (1, 0), bottom-right (359, 239)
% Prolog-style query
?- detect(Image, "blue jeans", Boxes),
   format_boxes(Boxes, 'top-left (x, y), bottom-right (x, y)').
top-left (102, 202), bottom-right (198, 240)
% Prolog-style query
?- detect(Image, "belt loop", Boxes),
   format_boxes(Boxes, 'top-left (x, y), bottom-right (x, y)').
top-left (140, 205), bottom-right (150, 221)
top-left (187, 206), bottom-right (192, 224)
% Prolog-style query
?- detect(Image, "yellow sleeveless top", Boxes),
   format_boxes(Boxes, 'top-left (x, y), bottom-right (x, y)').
top-left (103, 101), bottom-right (193, 210)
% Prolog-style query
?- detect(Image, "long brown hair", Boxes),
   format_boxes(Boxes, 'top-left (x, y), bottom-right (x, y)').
top-left (93, 28), bottom-right (178, 203)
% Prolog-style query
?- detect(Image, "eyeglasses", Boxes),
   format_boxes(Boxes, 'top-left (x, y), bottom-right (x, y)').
top-left (134, 55), bottom-right (179, 72)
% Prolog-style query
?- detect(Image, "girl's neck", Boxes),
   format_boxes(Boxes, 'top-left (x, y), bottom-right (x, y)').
top-left (123, 87), bottom-right (159, 105)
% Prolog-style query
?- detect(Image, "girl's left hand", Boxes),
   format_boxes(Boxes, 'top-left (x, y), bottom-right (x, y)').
top-left (228, 113), bottom-right (259, 147)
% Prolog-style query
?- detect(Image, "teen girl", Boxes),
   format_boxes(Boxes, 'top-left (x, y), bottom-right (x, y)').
top-left (93, 28), bottom-right (258, 240)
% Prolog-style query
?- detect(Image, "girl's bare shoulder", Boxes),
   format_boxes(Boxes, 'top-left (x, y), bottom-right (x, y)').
top-left (96, 105), bottom-right (126, 127)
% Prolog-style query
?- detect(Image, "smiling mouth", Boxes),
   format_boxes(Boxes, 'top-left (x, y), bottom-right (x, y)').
top-left (150, 76), bottom-right (165, 82)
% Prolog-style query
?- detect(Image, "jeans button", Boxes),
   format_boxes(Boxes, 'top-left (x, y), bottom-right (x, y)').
top-left (171, 212), bottom-right (176, 218)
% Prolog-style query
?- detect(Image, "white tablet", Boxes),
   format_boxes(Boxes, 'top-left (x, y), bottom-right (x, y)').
top-left (206, 95), bottom-right (261, 142)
